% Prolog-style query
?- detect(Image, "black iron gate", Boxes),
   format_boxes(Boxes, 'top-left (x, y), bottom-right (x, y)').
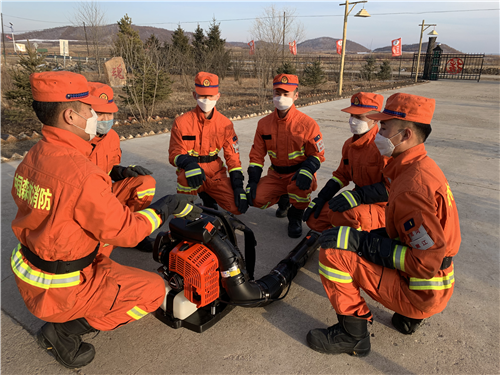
top-left (411, 46), bottom-right (484, 82)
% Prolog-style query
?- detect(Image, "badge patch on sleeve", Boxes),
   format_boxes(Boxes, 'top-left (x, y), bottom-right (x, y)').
top-left (233, 136), bottom-right (238, 141)
top-left (314, 135), bottom-right (324, 152)
top-left (404, 219), bottom-right (415, 231)
top-left (408, 225), bottom-right (435, 250)
top-left (314, 134), bottom-right (321, 142)
top-left (233, 142), bottom-right (240, 153)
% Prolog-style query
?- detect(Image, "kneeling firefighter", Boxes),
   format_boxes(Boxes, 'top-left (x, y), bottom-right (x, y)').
top-left (153, 206), bottom-right (321, 332)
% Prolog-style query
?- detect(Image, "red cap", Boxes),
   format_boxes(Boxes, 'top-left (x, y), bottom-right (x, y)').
top-left (273, 74), bottom-right (299, 91)
top-left (195, 72), bottom-right (219, 95)
top-left (341, 92), bottom-right (384, 115)
top-left (30, 71), bottom-right (107, 106)
top-left (367, 93), bottom-right (435, 124)
top-left (88, 82), bottom-right (118, 113)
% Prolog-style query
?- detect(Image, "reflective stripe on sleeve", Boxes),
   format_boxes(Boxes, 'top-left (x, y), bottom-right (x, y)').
top-left (249, 162), bottom-right (263, 168)
top-left (288, 146), bottom-right (305, 160)
top-left (228, 167), bottom-right (243, 173)
top-left (288, 192), bottom-right (311, 203)
top-left (11, 244), bottom-right (81, 289)
top-left (267, 150), bottom-right (277, 159)
top-left (136, 208), bottom-right (161, 232)
top-left (331, 176), bottom-right (344, 188)
top-left (392, 245), bottom-right (407, 272)
top-left (174, 204), bottom-right (193, 218)
top-left (177, 183), bottom-right (199, 193)
top-left (137, 188), bottom-right (155, 199)
top-left (185, 168), bottom-right (202, 178)
top-left (409, 268), bottom-right (455, 290)
top-left (341, 191), bottom-right (357, 208)
top-left (336, 226), bottom-right (351, 250)
top-left (126, 306), bottom-right (148, 320)
top-left (318, 261), bottom-right (352, 283)
top-left (307, 201), bottom-right (316, 209)
top-left (299, 169), bottom-right (313, 180)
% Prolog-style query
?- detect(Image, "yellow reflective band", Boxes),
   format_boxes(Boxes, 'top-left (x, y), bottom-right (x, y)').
top-left (174, 204), bottom-right (193, 218)
top-left (174, 154), bottom-right (181, 167)
top-left (336, 226), bottom-right (351, 250)
top-left (308, 201), bottom-right (316, 209)
top-left (185, 168), bottom-right (202, 178)
top-left (409, 268), bottom-right (455, 290)
top-left (288, 146), bottom-right (305, 160)
top-left (289, 193), bottom-right (311, 203)
top-left (392, 245), bottom-right (407, 272)
top-left (331, 176), bottom-right (344, 188)
top-left (137, 188), bottom-right (155, 199)
top-left (260, 202), bottom-right (271, 209)
top-left (128, 165), bottom-right (136, 167)
top-left (240, 193), bottom-right (247, 200)
top-left (209, 149), bottom-right (220, 156)
top-left (187, 150), bottom-right (200, 157)
top-left (137, 208), bottom-right (161, 232)
top-left (228, 167), bottom-right (243, 173)
top-left (11, 245), bottom-right (81, 289)
top-left (126, 306), bottom-right (148, 320)
top-left (342, 191), bottom-right (357, 208)
top-left (267, 150), bottom-right (277, 158)
top-left (249, 162), bottom-right (263, 168)
top-left (299, 169), bottom-right (313, 180)
top-left (318, 261), bottom-right (352, 283)
top-left (313, 156), bottom-right (321, 163)
top-left (177, 183), bottom-right (198, 193)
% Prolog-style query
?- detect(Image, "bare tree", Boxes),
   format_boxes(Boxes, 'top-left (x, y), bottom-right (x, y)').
top-left (71, 1), bottom-right (107, 77)
top-left (250, 5), bottom-right (304, 108)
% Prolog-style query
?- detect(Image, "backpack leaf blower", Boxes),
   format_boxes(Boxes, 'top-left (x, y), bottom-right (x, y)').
top-left (153, 206), bottom-right (320, 333)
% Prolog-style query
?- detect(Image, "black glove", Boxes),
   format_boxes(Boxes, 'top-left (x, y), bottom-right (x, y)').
top-left (355, 182), bottom-right (389, 204)
top-left (148, 194), bottom-right (202, 223)
top-left (329, 190), bottom-right (361, 212)
top-left (109, 165), bottom-right (153, 181)
top-left (291, 156), bottom-right (321, 191)
top-left (230, 170), bottom-right (248, 214)
top-left (175, 154), bottom-right (206, 189)
top-left (319, 226), bottom-right (402, 269)
top-left (303, 179), bottom-right (341, 221)
top-left (246, 165), bottom-right (263, 207)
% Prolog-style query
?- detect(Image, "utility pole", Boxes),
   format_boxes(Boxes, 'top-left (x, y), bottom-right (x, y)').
top-left (282, 12), bottom-right (286, 64)
top-left (83, 22), bottom-right (90, 56)
top-left (1, 13), bottom-right (7, 64)
top-left (9, 22), bottom-right (16, 53)
top-left (415, 20), bottom-right (437, 83)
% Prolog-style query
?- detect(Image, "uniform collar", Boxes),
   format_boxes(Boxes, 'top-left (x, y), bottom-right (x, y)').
top-left (41, 125), bottom-right (94, 158)
top-left (350, 125), bottom-right (378, 148)
top-left (195, 105), bottom-right (219, 124)
top-left (274, 103), bottom-right (297, 122)
top-left (383, 143), bottom-right (427, 181)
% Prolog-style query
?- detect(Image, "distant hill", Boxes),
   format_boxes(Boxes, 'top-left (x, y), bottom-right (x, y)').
top-left (297, 37), bottom-right (370, 53)
top-left (373, 42), bottom-right (462, 54)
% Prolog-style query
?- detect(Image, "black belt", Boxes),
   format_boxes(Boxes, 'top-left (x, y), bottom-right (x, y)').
top-left (440, 256), bottom-right (453, 270)
top-left (197, 155), bottom-right (219, 163)
top-left (271, 163), bottom-right (302, 174)
top-left (20, 244), bottom-right (99, 274)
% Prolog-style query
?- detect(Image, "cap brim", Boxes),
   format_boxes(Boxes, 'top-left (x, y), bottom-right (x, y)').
top-left (366, 112), bottom-right (398, 121)
top-left (195, 87), bottom-right (218, 95)
top-left (78, 95), bottom-right (108, 106)
top-left (341, 106), bottom-right (375, 115)
top-left (273, 84), bottom-right (297, 91)
top-left (92, 101), bottom-right (119, 113)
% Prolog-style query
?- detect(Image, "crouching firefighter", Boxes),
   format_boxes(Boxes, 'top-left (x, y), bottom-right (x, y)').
top-left (307, 93), bottom-right (461, 356)
top-left (10, 71), bottom-right (202, 369)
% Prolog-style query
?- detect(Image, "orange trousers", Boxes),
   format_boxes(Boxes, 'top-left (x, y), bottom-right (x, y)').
top-left (319, 248), bottom-right (436, 320)
top-left (253, 169), bottom-right (318, 210)
top-left (307, 203), bottom-right (386, 232)
top-left (99, 175), bottom-right (156, 257)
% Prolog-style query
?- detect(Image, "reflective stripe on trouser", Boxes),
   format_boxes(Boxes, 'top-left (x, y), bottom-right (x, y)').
top-left (319, 247), bottom-right (454, 320)
top-left (112, 175), bottom-right (156, 212)
top-left (176, 164), bottom-right (243, 215)
top-left (253, 169), bottom-right (317, 210)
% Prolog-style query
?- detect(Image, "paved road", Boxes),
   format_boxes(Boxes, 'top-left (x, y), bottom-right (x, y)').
top-left (2, 80), bottom-right (499, 374)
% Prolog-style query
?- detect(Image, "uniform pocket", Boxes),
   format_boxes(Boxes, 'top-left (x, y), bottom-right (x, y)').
top-left (86, 276), bottom-right (120, 318)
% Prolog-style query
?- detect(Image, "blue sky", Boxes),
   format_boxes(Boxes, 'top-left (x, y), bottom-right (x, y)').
top-left (2, 1), bottom-right (499, 54)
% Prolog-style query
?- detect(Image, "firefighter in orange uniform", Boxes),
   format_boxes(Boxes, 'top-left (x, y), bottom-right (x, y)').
top-left (10, 71), bottom-right (201, 369)
top-left (304, 92), bottom-right (389, 232)
top-left (307, 93), bottom-right (461, 357)
top-left (88, 82), bottom-right (157, 254)
top-left (247, 73), bottom-right (325, 238)
top-left (168, 72), bottom-right (248, 215)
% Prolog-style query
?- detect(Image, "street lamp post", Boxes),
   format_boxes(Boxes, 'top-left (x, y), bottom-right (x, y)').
top-left (338, 1), bottom-right (370, 96)
top-left (415, 20), bottom-right (437, 83)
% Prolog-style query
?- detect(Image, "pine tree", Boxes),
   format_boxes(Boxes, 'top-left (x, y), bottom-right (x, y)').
top-left (276, 62), bottom-right (297, 75)
top-left (205, 18), bottom-right (231, 79)
top-left (192, 24), bottom-right (207, 72)
top-left (360, 55), bottom-right (377, 82)
top-left (114, 14), bottom-right (142, 66)
top-left (171, 25), bottom-right (192, 55)
top-left (4, 41), bottom-right (50, 122)
top-left (377, 60), bottom-right (392, 80)
top-left (301, 61), bottom-right (326, 93)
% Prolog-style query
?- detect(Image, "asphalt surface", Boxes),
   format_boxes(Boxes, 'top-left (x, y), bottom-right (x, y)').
top-left (2, 79), bottom-right (499, 375)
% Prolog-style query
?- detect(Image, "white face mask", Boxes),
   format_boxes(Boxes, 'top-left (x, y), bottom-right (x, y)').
top-left (197, 98), bottom-right (217, 113)
top-left (374, 129), bottom-right (405, 157)
top-left (273, 95), bottom-right (294, 111)
top-left (349, 116), bottom-right (371, 134)
top-left (72, 108), bottom-right (98, 141)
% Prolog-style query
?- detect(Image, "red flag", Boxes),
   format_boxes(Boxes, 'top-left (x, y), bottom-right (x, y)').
top-left (248, 40), bottom-right (255, 55)
top-left (336, 40), bottom-right (343, 55)
top-left (6, 35), bottom-right (12, 40)
top-left (391, 38), bottom-right (402, 57)
top-left (289, 40), bottom-right (297, 56)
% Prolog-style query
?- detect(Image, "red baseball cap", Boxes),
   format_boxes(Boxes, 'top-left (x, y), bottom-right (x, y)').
top-left (88, 82), bottom-right (119, 113)
top-left (195, 72), bottom-right (219, 95)
top-left (367, 93), bottom-right (435, 124)
top-left (30, 71), bottom-right (106, 106)
top-left (273, 74), bottom-right (299, 92)
top-left (341, 92), bottom-right (384, 115)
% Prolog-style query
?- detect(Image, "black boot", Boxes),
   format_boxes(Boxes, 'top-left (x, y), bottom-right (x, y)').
top-left (287, 206), bottom-right (304, 238)
top-left (307, 314), bottom-right (371, 357)
top-left (275, 194), bottom-right (290, 218)
top-left (199, 191), bottom-right (218, 210)
top-left (135, 236), bottom-right (155, 252)
top-left (392, 313), bottom-right (423, 335)
top-left (37, 318), bottom-right (97, 368)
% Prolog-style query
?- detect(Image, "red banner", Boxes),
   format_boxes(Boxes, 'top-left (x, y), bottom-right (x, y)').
top-left (391, 38), bottom-right (402, 57)
top-left (6, 35), bottom-right (12, 40)
top-left (248, 40), bottom-right (255, 55)
top-left (336, 40), bottom-right (342, 55)
top-left (289, 40), bottom-right (297, 56)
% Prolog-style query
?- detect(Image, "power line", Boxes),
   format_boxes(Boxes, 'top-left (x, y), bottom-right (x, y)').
top-left (2, 14), bottom-right (67, 24)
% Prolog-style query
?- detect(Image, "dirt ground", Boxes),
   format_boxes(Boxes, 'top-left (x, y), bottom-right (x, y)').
top-left (1, 75), bottom-right (416, 159)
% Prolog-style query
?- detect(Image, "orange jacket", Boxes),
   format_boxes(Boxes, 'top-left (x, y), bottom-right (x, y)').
top-left (249, 105), bottom-right (325, 169)
top-left (331, 125), bottom-right (389, 189)
top-left (169, 106), bottom-right (242, 173)
top-left (384, 143), bottom-right (461, 313)
top-left (89, 129), bottom-right (121, 174)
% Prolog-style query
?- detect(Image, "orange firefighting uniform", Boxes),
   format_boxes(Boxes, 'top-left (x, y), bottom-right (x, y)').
top-left (169, 106), bottom-right (242, 214)
top-left (307, 125), bottom-right (389, 232)
top-left (319, 144), bottom-right (461, 320)
top-left (10, 126), bottom-right (165, 331)
top-left (249, 104), bottom-right (325, 210)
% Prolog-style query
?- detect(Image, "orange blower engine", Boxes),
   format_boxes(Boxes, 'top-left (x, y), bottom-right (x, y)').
top-left (153, 206), bottom-right (320, 333)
